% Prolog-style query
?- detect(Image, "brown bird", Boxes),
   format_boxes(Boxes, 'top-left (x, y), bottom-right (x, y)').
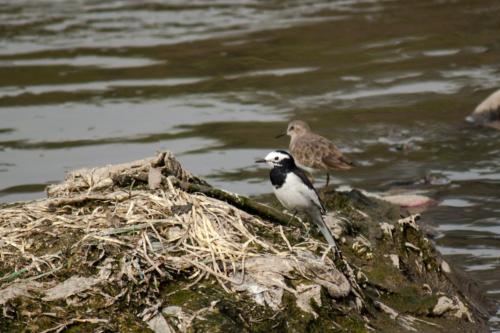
top-left (276, 120), bottom-right (353, 187)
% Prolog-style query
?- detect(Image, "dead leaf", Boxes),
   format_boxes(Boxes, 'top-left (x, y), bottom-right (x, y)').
top-left (42, 276), bottom-right (101, 301)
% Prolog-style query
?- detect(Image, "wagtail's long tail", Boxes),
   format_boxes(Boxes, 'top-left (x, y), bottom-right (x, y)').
top-left (310, 208), bottom-right (337, 248)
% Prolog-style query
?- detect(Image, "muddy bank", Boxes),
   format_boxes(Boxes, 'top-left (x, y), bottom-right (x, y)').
top-left (0, 152), bottom-right (495, 332)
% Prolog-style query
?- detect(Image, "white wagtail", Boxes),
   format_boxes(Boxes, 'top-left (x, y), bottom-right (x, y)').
top-left (256, 150), bottom-right (338, 249)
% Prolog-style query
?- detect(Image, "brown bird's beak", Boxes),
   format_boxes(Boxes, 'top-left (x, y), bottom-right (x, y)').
top-left (275, 133), bottom-right (286, 139)
top-left (255, 158), bottom-right (267, 164)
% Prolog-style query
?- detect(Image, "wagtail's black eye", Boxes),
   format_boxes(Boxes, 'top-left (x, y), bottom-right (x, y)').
top-left (274, 156), bottom-right (279, 161)
top-left (290, 126), bottom-right (294, 130)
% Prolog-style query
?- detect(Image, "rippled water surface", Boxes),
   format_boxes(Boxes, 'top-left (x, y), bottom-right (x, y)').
top-left (1, 0), bottom-right (500, 328)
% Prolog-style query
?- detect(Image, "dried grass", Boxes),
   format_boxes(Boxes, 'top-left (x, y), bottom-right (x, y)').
top-left (0, 151), bottom-right (350, 331)
top-left (0, 175), bottom-right (282, 290)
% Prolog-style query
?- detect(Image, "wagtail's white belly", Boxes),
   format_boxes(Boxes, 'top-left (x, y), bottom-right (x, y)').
top-left (273, 172), bottom-right (317, 212)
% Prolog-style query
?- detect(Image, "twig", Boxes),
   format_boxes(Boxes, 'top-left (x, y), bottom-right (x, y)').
top-left (40, 318), bottom-right (108, 333)
top-left (0, 268), bottom-right (28, 282)
top-left (279, 226), bottom-right (293, 252)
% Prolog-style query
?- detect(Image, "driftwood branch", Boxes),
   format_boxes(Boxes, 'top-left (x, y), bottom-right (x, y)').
top-left (175, 179), bottom-right (298, 227)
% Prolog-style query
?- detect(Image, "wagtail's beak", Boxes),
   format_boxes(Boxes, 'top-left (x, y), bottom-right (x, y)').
top-left (275, 133), bottom-right (286, 139)
top-left (255, 159), bottom-right (266, 164)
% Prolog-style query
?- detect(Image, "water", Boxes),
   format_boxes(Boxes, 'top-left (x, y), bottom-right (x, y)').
top-left (0, 0), bottom-right (499, 328)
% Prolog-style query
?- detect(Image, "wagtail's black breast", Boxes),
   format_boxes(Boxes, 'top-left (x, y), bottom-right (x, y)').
top-left (270, 167), bottom-right (287, 189)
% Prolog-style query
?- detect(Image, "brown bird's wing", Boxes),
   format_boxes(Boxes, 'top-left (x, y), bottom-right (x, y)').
top-left (322, 139), bottom-right (353, 170)
top-left (292, 134), bottom-right (353, 171)
top-left (322, 151), bottom-right (353, 170)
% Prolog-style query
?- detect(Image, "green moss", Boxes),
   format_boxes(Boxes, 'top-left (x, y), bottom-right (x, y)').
top-left (64, 324), bottom-right (101, 333)
top-left (336, 316), bottom-right (367, 333)
top-left (166, 286), bottom-right (212, 310)
top-left (192, 309), bottom-right (248, 333)
top-left (382, 286), bottom-right (438, 315)
top-left (323, 191), bottom-right (353, 213)
top-left (364, 260), bottom-right (403, 291)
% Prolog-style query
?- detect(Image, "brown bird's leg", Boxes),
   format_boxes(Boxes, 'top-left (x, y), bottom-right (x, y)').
top-left (325, 173), bottom-right (330, 188)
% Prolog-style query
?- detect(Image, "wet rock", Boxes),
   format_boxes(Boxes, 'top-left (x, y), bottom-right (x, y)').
top-left (147, 314), bottom-right (175, 333)
top-left (433, 296), bottom-right (474, 322)
top-left (295, 284), bottom-right (322, 318)
top-left (375, 301), bottom-right (442, 332)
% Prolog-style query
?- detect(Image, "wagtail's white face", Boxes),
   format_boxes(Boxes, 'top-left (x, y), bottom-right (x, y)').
top-left (256, 150), bottom-right (293, 168)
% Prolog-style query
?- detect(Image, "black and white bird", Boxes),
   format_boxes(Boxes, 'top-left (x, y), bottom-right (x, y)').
top-left (256, 150), bottom-right (338, 249)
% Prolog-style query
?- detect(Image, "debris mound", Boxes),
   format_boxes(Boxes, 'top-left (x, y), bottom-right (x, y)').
top-left (0, 152), bottom-right (357, 332)
top-left (0, 151), bottom-right (494, 332)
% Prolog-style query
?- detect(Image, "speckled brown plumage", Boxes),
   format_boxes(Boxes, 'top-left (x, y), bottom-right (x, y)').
top-left (284, 120), bottom-right (353, 186)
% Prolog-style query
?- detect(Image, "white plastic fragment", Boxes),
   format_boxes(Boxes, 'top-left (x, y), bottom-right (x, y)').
top-left (404, 242), bottom-right (421, 253)
top-left (388, 254), bottom-right (400, 269)
top-left (441, 260), bottom-right (451, 273)
top-left (380, 222), bottom-right (395, 239)
top-left (148, 167), bottom-right (163, 190)
top-left (398, 214), bottom-right (420, 230)
top-left (422, 284), bottom-right (432, 294)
